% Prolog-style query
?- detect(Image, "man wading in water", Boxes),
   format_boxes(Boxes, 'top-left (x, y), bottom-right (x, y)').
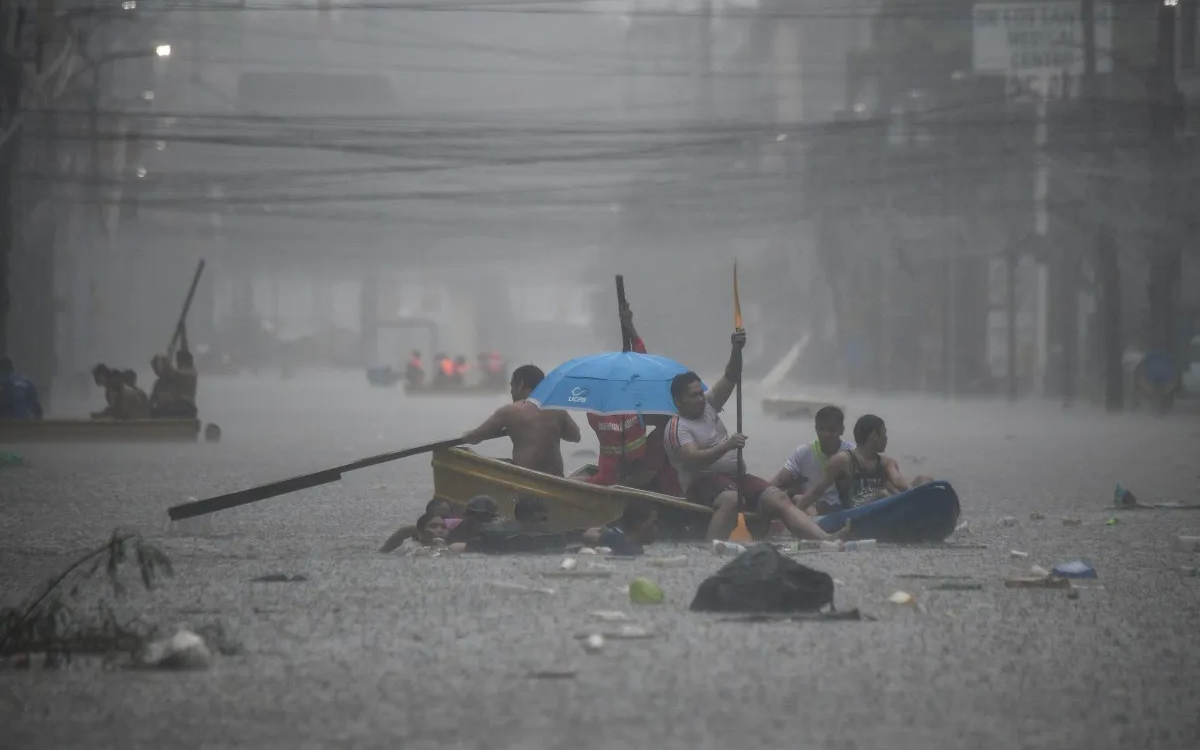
top-left (462, 364), bottom-right (581, 476)
top-left (793, 414), bottom-right (931, 513)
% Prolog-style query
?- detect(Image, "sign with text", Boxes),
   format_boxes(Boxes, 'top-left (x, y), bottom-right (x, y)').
top-left (973, 2), bottom-right (1113, 78)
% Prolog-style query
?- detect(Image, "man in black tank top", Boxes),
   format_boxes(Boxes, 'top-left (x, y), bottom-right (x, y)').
top-left (792, 415), bottom-right (933, 513)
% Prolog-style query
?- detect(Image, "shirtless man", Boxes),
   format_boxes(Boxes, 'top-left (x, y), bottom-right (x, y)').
top-left (461, 364), bottom-right (581, 476)
top-left (792, 414), bottom-right (932, 513)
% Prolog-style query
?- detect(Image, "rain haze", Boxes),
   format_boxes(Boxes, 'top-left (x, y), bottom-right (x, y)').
top-left (2, 1), bottom-right (1199, 748)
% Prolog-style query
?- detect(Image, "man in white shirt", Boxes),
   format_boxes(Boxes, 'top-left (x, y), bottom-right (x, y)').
top-left (664, 329), bottom-right (840, 542)
top-left (769, 406), bottom-right (855, 515)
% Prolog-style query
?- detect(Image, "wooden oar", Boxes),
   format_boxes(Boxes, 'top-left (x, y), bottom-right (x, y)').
top-left (732, 260), bottom-right (745, 506)
top-left (167, 435), bottom-right (469, 521)
top-left (167, 259), bottom-right (206, 357)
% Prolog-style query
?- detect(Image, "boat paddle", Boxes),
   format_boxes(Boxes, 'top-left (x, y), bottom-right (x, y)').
top-left (166, 434), bottom-right (496, 521)
top-left (732, 260), bottom-right (745, 510)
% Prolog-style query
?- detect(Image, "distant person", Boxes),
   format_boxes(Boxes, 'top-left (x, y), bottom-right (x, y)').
top-left (434, 353), bottom-right (454, 386)
top-left (90, 364), bottom-right (147, 420)
top-left (792, 414), bottom-right (933, 514)
top-left (769, 406), bottom-right (855, 515)
top-left (0, 356), bottom-right (43, 420)
top-left (121, 369), bottom-right (151, 417)
top-left (461, 364), bottom-right (581, 477)
top-left (513, 495), bottom-right (550, 533)
top-left (405, 350), bottom-right (425, 387)
top-left (149, 337), bottom-right (198, 419)
top-left (90, 364), bottom-right (118, 419)
top-left (481, 350), bottom-right (507, 388)
top-left (664, 329), bottom-right (840, 542)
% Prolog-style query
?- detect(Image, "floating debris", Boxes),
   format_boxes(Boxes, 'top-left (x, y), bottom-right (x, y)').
top-left (1001, 517), bottom-right (1017, 527)
top-left (1062, 518), bottom-right (1083, 527)
top-left (888, 591), bottom-right (916, 605)
top-left (1005, 576), bottom-right (1070, 589)
top-left (489, 581), bottom-right (555, 595)
top-left (139, 630), bottom-right (211, 670)
top-left (559, 558), bottom-right (577, 571)
top-left (1051, 561), bottom-right (1097, 579)
top-left (629, 577), bottom-right (664, 605)
top-left (543, 569), bottom-right (614, 579)
top-left (1010, 550), bottom-right (1029, 559)
top-left (928, 582), bottom-right (983, 591)
top-left (1029, 512), bottom-right (1045, 521)
top-left (581, 634), bottom-right (605, 653)
top-left (647, 555), bottom-right (689, 568)
top-left (250, 573), bottom-right (308, 583)
top-left (589, 610), bottom-right (630, 622)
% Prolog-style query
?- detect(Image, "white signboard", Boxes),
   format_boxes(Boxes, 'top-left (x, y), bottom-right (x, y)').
top-left (973, 2), bottom-right (1113, 78)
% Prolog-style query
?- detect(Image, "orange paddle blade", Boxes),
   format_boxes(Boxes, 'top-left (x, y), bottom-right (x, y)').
top-left (733, 259), bottom-right (743, 330)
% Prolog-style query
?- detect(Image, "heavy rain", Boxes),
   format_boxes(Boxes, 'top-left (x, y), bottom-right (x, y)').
top-left (2, 1), bottom-right (1198, 748)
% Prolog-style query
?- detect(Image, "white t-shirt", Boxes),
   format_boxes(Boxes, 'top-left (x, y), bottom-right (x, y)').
top-left (781, 439), bottom-right (855, 509)
top-left (665, 394), bottom-right (740, 491)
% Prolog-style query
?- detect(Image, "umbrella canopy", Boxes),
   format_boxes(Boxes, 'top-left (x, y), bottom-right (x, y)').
top-left (527, 351), bottom-right (703, 416)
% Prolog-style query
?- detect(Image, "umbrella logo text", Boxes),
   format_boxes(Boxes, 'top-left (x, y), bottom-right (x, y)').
top-left (568, 387), bottom-right (589, 404)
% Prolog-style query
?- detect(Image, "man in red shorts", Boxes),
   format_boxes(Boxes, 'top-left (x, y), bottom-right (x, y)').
top-left (664, 329), bottom-right (839, 542)
top-left (584, 304), bottom-right (681, 495)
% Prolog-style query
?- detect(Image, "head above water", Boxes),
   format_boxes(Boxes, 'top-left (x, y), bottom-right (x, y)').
top-left (464, 495), bottom-right (499, 521)
top-left (509, 364), bottom-right (544, 402)
top-left (853, 414), bottom-right (887, 453)
top-left (415, 512), bottom-right (448, 545)
top-left (670, 372), bottom-right (706, 420)
top-left (425, 498), bottom-right (453, 518)
top-left (514, 495), bottom-right (549, 530)
top-left (814, 406), bottom-right (845, 452)
top-left (92, 363), bottom-right (111, 385)
top-left (620, 498), bottom-right (659, 545)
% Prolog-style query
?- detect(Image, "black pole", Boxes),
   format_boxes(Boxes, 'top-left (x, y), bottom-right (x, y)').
top-left (615, 275), bottom-right (631, 352)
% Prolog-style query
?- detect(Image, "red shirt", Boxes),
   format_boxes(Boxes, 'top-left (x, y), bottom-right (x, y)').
top-left (586, 336), bottom-right (653, 485)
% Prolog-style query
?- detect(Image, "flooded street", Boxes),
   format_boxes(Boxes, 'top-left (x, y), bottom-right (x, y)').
top-left (3, 373), bottom-right (1199, 749)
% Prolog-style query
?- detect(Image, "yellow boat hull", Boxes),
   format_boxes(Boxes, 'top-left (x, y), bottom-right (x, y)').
top-left (430, 447), bottom-right (718, 539)
top-left (0, 419), bottom-right (204, 444)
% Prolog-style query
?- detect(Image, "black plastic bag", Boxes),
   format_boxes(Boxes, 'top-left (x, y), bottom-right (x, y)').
top-left (690, 544), bottom-right (834, 613)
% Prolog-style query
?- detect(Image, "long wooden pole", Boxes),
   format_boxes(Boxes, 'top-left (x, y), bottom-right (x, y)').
top-left (733, 261), bottom-right (744, 507)
top-left (167, 434), bottom-right (488, 521)
top-left (616, 274), bottom-right (632, 352)
top-left (167, 259), bottom-right (206, 356)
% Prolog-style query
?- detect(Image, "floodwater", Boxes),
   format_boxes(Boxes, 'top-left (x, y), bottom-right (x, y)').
top-left (3, 371), bottom-right (1199, 749)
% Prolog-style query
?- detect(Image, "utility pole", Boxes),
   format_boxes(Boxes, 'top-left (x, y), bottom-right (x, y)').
top-left (0, 6), bottom-right (21, 359)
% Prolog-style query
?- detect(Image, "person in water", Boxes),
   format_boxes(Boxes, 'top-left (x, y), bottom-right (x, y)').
top-left (379, 498), bottom-right (464, 553)
top-left (664, 329), bottom-right (841, 542)
top-left (769, 406), bottom-right (855, 515)
top-left (513, 495), bottom-right (550, 533)
top-left (149, 338), bottom-right (198, 419)
top-left (461, 364), bottom-right (581, 477)
top-left (415, 512), bottom-right (449, 546)
top-left (792, 414), bottom-right (932, 513)
top-left (584, 498), bottom-right (658, 556)
top-left (121, 369), bottom-right (151, 416)
top-left (0, 356), bottom-right (43, 419)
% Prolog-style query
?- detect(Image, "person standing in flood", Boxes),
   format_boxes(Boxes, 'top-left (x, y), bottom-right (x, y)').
top-left (461, 364), bottom-right (581, 476)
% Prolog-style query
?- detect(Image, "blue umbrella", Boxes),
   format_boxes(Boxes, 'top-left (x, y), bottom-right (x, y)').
top-left (527, 351), bottom-right (703, 416)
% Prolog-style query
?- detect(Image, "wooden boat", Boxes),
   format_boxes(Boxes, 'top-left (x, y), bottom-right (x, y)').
top-left (0, 418), bottom-right (208, 444)
top-left (761, 395), bottom-right (843, 420)
top-left (430, 447), bottom-right (717, 539)
top-left (405, 381), bottom-right (508, 396)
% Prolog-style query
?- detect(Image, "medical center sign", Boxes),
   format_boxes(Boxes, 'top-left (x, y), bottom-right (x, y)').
top-left (973, 2), bottom-right (1112, 93)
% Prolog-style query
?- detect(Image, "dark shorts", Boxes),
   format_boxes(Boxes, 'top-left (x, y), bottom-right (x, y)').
top-left (686, 473), bottom-right (773, 510)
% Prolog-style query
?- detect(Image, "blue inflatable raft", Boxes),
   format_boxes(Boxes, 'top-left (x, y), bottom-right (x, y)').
top-left (816, 481), bottom-right (961, 543)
